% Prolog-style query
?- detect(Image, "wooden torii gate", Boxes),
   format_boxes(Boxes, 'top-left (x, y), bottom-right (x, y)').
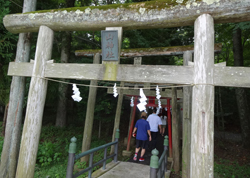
top-left (4, 0), bottom-right (250, 177)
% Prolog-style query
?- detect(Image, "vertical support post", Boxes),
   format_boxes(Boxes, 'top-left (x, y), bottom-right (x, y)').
top-left (81, 53), bottom-right (100, 162)
top-left (88, 153), bottom-right (94, 178)
top-left (127, 96), bottom-right (138, 151)
top-left (164, 135), bottom-right (169, 174)
top-left (172, 87), bottom-right (180, 173)
top-left (182, 51), bottom-right (192, 178)
top-left (103, 148), bottom-right (107, 170)
top-left (110, 82), bottom-right (124, 154)
top-left (0, 0), bottom-right (37, 177)
top-left (66, 137), bottom-right (77, 178)
top-left (16, 25), bottom-right (54, 178)
top-left (150, 149), bottom-right (159, 178)
top-left (191, 14), bottom-right (214, 178)
top-left (108, 27), bottom-right (123, 154)
top-left (114, 129), bottom-right (120, 162)
top-left (167, 99), bottom-right (172, 157)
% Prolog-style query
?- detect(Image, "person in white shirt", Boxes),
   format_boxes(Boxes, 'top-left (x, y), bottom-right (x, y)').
top-left (161, 115), bottom-right (167, 136)
top-left (147, 108), bottom-right (162, 150)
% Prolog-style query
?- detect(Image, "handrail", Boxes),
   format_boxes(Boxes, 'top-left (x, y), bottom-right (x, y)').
top-left (66, 129), bottom-right (120, 178)
top-left (150, 135), bottom-right (169, 178)
top-left (75, 141), bottom-right (117, 160)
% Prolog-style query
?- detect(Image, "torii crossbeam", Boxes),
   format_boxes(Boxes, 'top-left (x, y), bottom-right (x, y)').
top-left (4, 0), bottom-right (250, 177)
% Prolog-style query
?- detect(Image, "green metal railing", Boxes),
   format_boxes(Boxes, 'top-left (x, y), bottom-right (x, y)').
top-left (150, 135), bottom-right (169, 178)
top-left (66, 129), bottom-right (120, 178)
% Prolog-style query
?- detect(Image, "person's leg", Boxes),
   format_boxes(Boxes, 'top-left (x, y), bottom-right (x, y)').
top-left (134, 140), bottom-right (141, 161)
top-left (140, 148), bottom-right (146, 158)
top-left (151, 132), bottom-right (157, 150)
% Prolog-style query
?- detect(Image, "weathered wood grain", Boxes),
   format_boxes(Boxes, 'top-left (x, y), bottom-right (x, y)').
top-left (3, 0), bottom-right (250, 33)
top-left (15, 26), bottom-right (54, 178)
top-left (190, 14), bottom-right (214, 178)
top-left (75, 44), bottom-right (222, 57)
top-left (182, 51), bottom-right (192, 178)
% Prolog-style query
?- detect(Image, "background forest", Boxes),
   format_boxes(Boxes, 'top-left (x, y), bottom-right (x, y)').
top-left (1, 0), bottom-right (250, 177)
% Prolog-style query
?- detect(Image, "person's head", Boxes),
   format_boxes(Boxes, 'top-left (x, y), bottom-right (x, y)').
top-left (153, 108), bottom-right (157, 113)
top-left (141, 112), bottom-right (147, 119)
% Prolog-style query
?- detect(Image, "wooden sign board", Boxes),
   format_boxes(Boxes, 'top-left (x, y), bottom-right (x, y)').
top-left (101, 30), bottom-right (118, 61)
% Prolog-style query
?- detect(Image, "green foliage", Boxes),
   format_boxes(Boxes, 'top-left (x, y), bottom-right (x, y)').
top-left (0, 0), bottom-right (18, 105)
top-left (37, 141), bottom-right (62, 167)
top-left (214, 159), bottom-right (250, 178)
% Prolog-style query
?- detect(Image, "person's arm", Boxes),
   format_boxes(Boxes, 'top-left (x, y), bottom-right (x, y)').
top-left (159, 125), bottom-right (162, 134)
top-left (132, 127), bottom-right (137, 137)
top-left (147, 130), bottom-right (152, 141)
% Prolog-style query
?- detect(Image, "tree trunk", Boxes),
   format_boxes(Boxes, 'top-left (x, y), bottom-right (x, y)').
top-left (0, 1), bottom-right (37, 177)
top-left (55, 32), bottom-right (71, 127)
top-left (233, 28), bottom-right (250, 148)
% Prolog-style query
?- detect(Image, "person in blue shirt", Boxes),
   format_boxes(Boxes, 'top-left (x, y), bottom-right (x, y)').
top-left (132, 112), bottom-right (151, 162)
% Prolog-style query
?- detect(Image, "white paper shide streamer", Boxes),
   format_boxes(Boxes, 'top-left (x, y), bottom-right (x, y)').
top-left (156, 85), bottom-right (161, 114)
top-left (137, 88), bottom-right (147, 112)
top-left (72, 84), bottom-right (82, 102)
top-left (113, 83), bottom-right (118, 97)
top-left (130, 96), bottom-right (134, 107)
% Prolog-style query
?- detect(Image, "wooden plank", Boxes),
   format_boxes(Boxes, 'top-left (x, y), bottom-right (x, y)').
top-left (214, 66), bottom-right (250, 88)
top-left (16, 26), bottom-right (54, 178)
top-left (8, 62), bottom-right (194, 84)
top-left (75, 44), bottom-right (222, 57)
top-left (3, 0), bottom-right (250, 33)
top-left (190, 14), bottom-right (214, 178)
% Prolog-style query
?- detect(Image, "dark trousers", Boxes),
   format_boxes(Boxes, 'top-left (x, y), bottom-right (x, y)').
top-left (150, 131), bottom-right (158, 150)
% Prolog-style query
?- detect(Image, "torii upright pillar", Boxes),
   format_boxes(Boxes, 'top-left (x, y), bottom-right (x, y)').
top-left (190, 14), bottom-right (214, 177)
top-left (16, 26), bottom-right (54, 178)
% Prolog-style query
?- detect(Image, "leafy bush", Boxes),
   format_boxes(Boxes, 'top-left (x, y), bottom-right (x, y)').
top-left (37, 141), bottom-right (62, 167)
top-left (214, 159), bottom-right (250, 178)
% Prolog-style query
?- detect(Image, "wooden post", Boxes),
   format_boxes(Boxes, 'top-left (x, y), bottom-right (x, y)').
top-left (126, 96), bottom-right (137, 151)
top-left (105, 27), bottom-right (123, 154)
top-left (182, 51), bottom-right (192, 178)
top-left (81, 53), bottom-right (100, 162)
top-left (190, 14), bottom-right (214, 178)
top-left (16, 25), bottom-right (54, 178)
top-left (110, 81), bottom-right (124, 154)
top-left (171, 87), bottom-right (180, 173)
top-left (66, 137), bottom-right (77, 178)
top-left (167, 98), bottom-right (172, 158)
top-left (0, 0), bottom-right (37, 177)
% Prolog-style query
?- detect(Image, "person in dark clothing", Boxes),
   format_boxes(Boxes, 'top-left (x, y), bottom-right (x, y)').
top-left (132, 112), bottom-right (151, 161)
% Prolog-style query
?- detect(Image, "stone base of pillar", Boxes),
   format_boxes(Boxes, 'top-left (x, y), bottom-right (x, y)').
top-left (122, 150), bottom-right (132, 157)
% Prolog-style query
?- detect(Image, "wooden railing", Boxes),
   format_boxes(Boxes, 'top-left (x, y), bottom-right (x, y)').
top-left (66, 129), bottom-right (119, 178)
top-left (150, 135), bottom-right (169, 178)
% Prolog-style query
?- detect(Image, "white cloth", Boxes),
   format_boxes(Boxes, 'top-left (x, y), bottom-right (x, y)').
top-left (147, 114), bottom-right (162, 132)
top-left (161, 116), bottom-right (167, 125)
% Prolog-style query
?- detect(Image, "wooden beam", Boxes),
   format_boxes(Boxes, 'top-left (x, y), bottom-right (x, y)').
top-left (75, 44), bottom-right (222, 57)
top-left (8, 62), bottom-right (194, 84)
top-left (8, 62), bottom-right (250, 88)
top-left (190, 14), bottom-right (214, 177)
top-left (16, 26), bottom-right (54, 178)
top-left (3, 0), bottom-right (250, 33)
